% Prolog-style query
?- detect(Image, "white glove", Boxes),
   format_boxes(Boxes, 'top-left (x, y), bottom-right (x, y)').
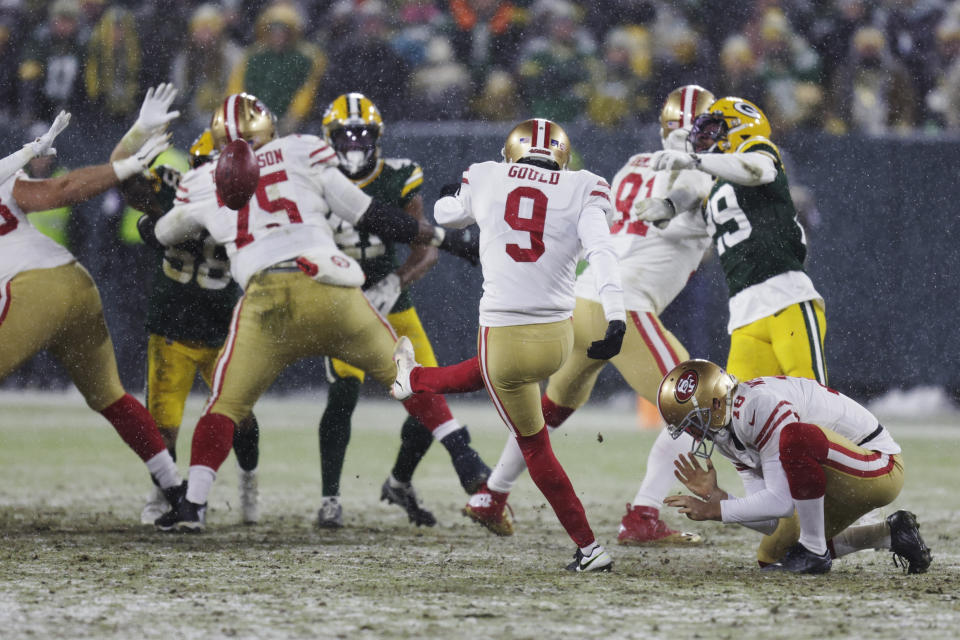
top-left (28, 110), bottom-right (71, 156)
top-left (112, 132), bottom-right (171, 181)
top-left (135, 83), bottom-right (180, 133)
top-left (663, 128), bottom-right (691, 152)
top-left (364, 273), bottom-right (402, 316)
top-left (633, 197), bottom-right (677, 225)
top-left (653, 150), bottom-right (700, 172)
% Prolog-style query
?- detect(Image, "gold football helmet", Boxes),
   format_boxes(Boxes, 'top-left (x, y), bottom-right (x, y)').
top-left (689, 96), bottom-right (771, 154)
top-left (189, 129), bottom-right (215, 168)
top-left (501, 118), bottom-right (571, 170)
top-left (322, 92), bottom-right (384, 179)
top-left (210, 93), bottom-right (277, 151)
top-left (657, 359), bottom-right (738, 458)
top-left (659, 84), bottom-right (716, 140)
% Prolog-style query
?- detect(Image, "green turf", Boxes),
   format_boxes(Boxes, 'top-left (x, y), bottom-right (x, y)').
top-left (0, 391), bottom-right (957, 639)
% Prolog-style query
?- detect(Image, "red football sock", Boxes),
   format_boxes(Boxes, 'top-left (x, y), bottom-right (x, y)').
top-left (410, 356), bottom-right (484, 394)
top-left (401, 392), bottom-right (454, 432)
top-left (779, 422), bottom-right (829, 500)
top-left (99, 393), bottom-right (166, 461)
top-left (190, 412), bottom-right (236, 471)
top-left (541, 394), bottom-right (575, 428)
top-left (515, 427), bottom-right (594, 547)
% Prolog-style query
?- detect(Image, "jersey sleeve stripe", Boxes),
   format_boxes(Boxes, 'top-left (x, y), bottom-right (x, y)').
top-left (755, 400), bottom-right (791, 447)
top-left (310, 152), bottom-right (337, 164)
top-left (589, 190), bottom-right (610, 201)
top-left (756, 405), bottom-right (797, 450)
top-left (400, 177), bottom-right (424, 198)
top-left (461, 177), bottom-right (469, 184)
top-left (309, 147), bottom-right (332, 157)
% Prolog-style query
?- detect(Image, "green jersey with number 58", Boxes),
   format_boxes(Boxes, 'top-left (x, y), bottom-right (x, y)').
top-left (704, 140), bottom-right (807, 298)
top-left (140, 166), bottom-right (241, 346)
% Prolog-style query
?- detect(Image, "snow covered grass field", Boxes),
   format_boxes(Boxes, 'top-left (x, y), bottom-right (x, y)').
top-left (0, 390), bottom-right (957, 639)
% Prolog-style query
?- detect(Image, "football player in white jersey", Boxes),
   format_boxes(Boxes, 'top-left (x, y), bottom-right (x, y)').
top-left (460, 86), bottom-right (717, 545)
top-left (659, 359), bottom-right (931, 575)
top-left (147, 93), bottom-right (486, 532)
top-left (391, 118), bottom-right (626, 572)
top-left (0, 98), bottom-right (184, 507)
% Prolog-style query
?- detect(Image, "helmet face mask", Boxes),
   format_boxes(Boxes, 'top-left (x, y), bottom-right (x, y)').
top-left (657, 359), bottom-right (738, 459)
top-left (689, 114), bottom-right (728, 153)
top-left (322, 92), bottom-right (384, 180)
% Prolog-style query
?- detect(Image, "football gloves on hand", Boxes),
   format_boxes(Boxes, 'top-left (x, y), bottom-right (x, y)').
top-left (633, 197), bottom-right (677, 227)
top-left (135, 83), bottom-right (180, 134)
top-left (28, 110), bottom-right (71, 157)
top-left (433, 226), bottom-right (480, 266)
top-left (652, 150), bottom-right (701, 172)
top-left (439, 182), bottom-right (461, 198)
top-left (113, 133), bottom-right (171, 181)
top-left (364, 273), bottom-right (402, 316)
top-left (586, 319), bottom-right (626, 360)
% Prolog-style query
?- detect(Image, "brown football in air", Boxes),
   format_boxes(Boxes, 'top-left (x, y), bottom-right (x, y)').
top-left (215, 139), bottom-right (259, 210)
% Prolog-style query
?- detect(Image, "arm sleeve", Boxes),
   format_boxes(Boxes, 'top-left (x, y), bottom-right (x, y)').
top-left (697, 151), bottom-right (777, 187)
top-left (731, 469), bottom-right (781, 535)
top-left (154, 205), bottom-right (205, 246)
top-left (313, 165), bottom-right (373, 226)
top-left (434, 171), bottom-right (475, 229)
top-left (667, 169), bottom-right (713, 213)
top-left (720, 456), bottom-right (794, 524)
top-left (0, 147), bottom-right (36, 185)
top-left (578, 205), bottom-right (625, 323)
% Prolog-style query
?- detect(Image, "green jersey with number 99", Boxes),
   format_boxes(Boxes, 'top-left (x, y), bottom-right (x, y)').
top-left (141, 166), bottom-right (242, 346)
top-left (704, 140), bottom-right (807, 298)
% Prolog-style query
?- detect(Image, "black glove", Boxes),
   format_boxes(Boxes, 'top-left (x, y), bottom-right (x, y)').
top-left (136, 214), bottom-right (164, 250)
top-left (439, 182), bottom-right (461, 198)
top-left (439, 227), bottom-right (479, 266)
top-left (587, 319), bottom-right (626, 360)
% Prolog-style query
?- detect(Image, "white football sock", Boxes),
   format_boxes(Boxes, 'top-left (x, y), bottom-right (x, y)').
top-left (632, 428), bottom-right (693, 509)
top-left (186, 465), bottom-right (217, 505)
top-left (796, 496), bottom-right (827, 556)
top-left (831, 522), bottom-right (891, 557)
top-left (431, 418), bottom-right (461, 442)
top-left (145, 450), bottom-right (180, 489)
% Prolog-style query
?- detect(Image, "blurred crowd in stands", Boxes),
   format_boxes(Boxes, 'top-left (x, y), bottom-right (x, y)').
top-left (4, 0), bottom-right (960, 141)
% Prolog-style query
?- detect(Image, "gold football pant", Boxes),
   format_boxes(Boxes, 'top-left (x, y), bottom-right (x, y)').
top-left (545, 298), bottom-right (688, 408)
top-left (727, 300), bottom-right (827, 384)
top-left (327, 306), bottom-right (439, 382)
top-left (478, 320), bottom-right (573, 437)
top-left (206, 271), bottom-right (397, 423)
top-left (756, 426), bottom-right (903, 565)
top-left (0, 262), bottom-right (124, 411)
top-left (146, 334), bottom-right (221, 431)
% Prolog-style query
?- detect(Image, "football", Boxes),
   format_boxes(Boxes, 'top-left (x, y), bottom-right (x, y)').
top-left (215, 139), bottom-right (260, 210)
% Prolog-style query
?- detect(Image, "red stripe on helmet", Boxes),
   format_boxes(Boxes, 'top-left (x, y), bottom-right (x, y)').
top-left (543, 120), bottom-right (552, 150)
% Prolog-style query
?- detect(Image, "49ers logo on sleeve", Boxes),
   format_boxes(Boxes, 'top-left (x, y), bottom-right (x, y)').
top-left (674, 369), bottom-right (699, 403)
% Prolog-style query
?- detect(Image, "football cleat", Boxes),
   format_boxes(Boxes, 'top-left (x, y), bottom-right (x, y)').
top-left (390, 336), bottom-right (419, 400)
top-left (887, 510), bottom-right (932, 574)
top-left (140, 485), bottom-right (170, 525)
top-left (238, 467), bottom-right (259, 525)
top-left (316, 496), bottom-right (344, 529)
top-left (462, 484), bottom-right (514, 536)
top-left (617, 504), bottom-right (703, 545)
top-left (566, 544), bottom-right (613, 573)
top-left (155, 498), bottom-right (207, 534)
top-left (380, 479), bottom-right (437, 527)
top-left (761, 542), bottom-right (832, 574)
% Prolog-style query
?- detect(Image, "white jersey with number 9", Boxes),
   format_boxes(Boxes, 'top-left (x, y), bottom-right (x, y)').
top-left (435, 160), bottom-right (624, 327)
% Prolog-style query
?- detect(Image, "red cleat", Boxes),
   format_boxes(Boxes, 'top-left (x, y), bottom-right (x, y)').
top-left (462, 483), bottom-right (514, 536)
top-left (617, 504), bottom-right (703, 545)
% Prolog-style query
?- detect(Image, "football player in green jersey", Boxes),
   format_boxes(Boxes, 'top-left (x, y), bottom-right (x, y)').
top-left (316, 92), bottom-right (487, 528)
top-left (114, 99), bottom-right (262, 527)
top-left (639, 96), bottom-right (827, 385)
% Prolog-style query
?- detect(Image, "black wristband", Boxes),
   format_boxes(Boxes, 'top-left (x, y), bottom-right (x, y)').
top-left (357, 199), bottom-right (419, 244)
